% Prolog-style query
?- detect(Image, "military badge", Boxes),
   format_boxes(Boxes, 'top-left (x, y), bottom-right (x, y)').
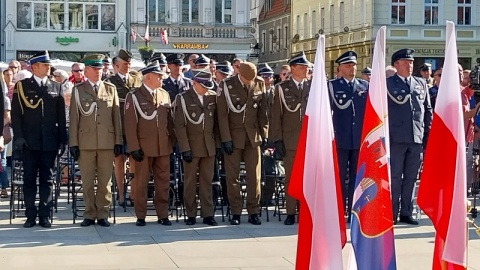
top-left (285, 88), bottom-right (289, 92)
top-left (30, 99), bottom-right (33, 104)
top-left (253, 103), bottom-right (258, 109)
top-left (86, 103), bottom-right (90, 107)
top-left (209, 112), bottom-right (213, 116)
top-left (339, 99), bottom-right (343, 104)
top-left (343, 94), bottom-right (346, 98)
top-left (192, 112), bottom-right (196, 117)
top-left (397, 95), bottom-right (403, 101)
top-left (228, 85), bottom-right (233, 89)
top-left (237, 105), bottom-right (241, 110)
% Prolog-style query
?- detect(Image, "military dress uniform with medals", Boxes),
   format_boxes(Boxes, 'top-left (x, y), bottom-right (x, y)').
top-left (69, 55), bottom-right (123, 226)
top-left (328, 51), bottom-right (369, 218)
top-left (173, 69), bottom-right (219, 226)
top-left (11, 51), bottom-right (66, 228)
top-left (104, 49), bottom-right (142, 147)
top-left (269, 52), bottom-right (311, 223)
top-left (123, 62), bottom-right (175, 225)
top-left (387, 49), bottom-right (432, 224)
top-left (217, 62), bottom-right (269, 225)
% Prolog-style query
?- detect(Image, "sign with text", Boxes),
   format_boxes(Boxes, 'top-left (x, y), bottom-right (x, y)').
top-left (172, 43), bottom-right (209, 49)
top-left (56, 36), bottom-right (80, 46)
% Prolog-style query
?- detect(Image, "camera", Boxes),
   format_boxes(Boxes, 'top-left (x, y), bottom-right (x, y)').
top-left (470, 58), bottom-right (480, 91)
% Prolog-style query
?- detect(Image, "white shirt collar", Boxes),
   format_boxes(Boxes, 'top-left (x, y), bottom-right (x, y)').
top-left (195, 91), bottom-right (204, 105)
top-left (343, 78), bottom-right (355, 84)
top-left (396, 74), bottom-right (411, 82)
top-left (292, 77), bottom-right (304, 88)
top-left (144, 84), bottom-right (155, 95)
top-left (34, 75), bottom-right (47, 86)
top-left (88, 80), bottom-right (100, 89)
top-left (118, 72), bottom-right (128, 80)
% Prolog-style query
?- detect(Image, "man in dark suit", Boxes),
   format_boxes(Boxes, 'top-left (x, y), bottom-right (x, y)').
top-left (387, 48), bottom-right (432, 225)
top-left (11, 51), bottom-right (66, 228)
top-left (269, 52), bottom-right (311, 225)
top-left (163, 53), bottom-right (192, 102)
top-left (328, 50), bottom-right (369, 221)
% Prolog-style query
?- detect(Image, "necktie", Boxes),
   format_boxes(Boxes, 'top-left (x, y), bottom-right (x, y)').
top-left (298, 83), bottom-right (303, 91)
top-left (348, 81), bottom-right (354, 91)
top-left (94, 85), bottom-right (98, 94)
top-left (405, 77), bottom-right (410, 89)
top-left (174, 80), bottom-right (179, 92)
top-left (122, 76), bottom-right (126, 84)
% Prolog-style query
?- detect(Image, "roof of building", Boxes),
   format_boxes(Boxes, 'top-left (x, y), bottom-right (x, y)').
top-left (259, 0), bottom-right (291, 21)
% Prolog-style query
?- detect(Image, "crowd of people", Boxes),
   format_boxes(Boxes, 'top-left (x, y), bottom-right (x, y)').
top-left (0, 46), bottom-right (477, 229)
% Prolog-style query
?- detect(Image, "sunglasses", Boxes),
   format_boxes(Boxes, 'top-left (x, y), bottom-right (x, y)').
top-left (9, 66), bottom-right (19, 69)
top-left (72, 69), bottom-right (84, 72)
top-left (281, 73), bottom-right (288, 76)
top-left (434, 74), bottom-right (442, 77)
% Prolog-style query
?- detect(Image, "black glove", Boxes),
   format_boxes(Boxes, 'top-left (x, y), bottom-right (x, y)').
top-left (222, 141), bottom-right (234, 155)
top-left (182, 151), bottom-right (193, 163)
top-left (13, 138), bottom-right (28, 152)
top-left (58, 143), bottom-right (66, 157)
top-left (261, 138), bottom-right (268, 149)
top-left (70, 146), bottom-right (80, 161)
top-left (130, 149), bottom-right (144, 162)
top-left (274, 140), bottom-right (286, 158)
top-left (114, 144), bottom-right (123, 157)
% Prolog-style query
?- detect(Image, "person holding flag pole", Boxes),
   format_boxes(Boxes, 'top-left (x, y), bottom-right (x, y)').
top-left (288, 35), bottom-right (346, 270)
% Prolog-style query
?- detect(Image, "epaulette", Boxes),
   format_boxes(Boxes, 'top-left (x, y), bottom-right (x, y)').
top-left (76, 81), bottom-right (88, 87)
top-left (128, 69), bottom-right (142, 77)
top-left (158, 87), bottom-right (170, 95)
top-left (103, 81), bottom-right (115, 87)
top-left (206, 90), bottom-right (217, 96)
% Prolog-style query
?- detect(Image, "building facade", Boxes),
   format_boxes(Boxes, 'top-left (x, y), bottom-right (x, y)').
top-left (2, 0), bottom-right (129, 62)
top-left (290, 0), bottom-right (480, 78)
top-left (257, 0), bottom-right (291, 71)
top-left (131, 0), bottom-right (254, 63)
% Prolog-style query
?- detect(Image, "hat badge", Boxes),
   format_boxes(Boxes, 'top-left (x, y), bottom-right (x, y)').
top-left (407, 49), bottom-right (412, 54)
top-left (349, 52), bottom-right (353, 56)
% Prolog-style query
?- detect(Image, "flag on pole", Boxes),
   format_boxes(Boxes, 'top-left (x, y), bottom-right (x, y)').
top-left (288, 35), bottom-right (347, 270)
top-left (349, 26), bottom-right (397, 270)
top-left (417, 21), bottom-right (467, 269)
top-left (160, 29), bottom-right (169, 45)
top-left (145, 26), bottom-right (150, 42)
top-left (130, 28), bottom-right (137, 43)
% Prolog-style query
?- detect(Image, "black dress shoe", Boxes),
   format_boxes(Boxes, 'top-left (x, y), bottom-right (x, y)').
top-left (230, 214), bottom-right (241, 225)
top-left (186, 217), bottom-right (196, 225)
top-left (158, 218), bottom-right (172, 226)
top-left (248, 214), bottom-right (262, 225)
top-left (399, 215), bottom-right (419, 225)
top-left (135, 219), bottom-right (146, 226)
top-left (97, 219), bottom-right (111, 227)
top-left (203, 216), bottom-right (218, 226)
top-left (284, 215), bottom-right (295, 226)
top-left (80, 219), bottom-right (95, 227)
top-left (39, 217), bottom-right (52, 228)
top-left (23, 218), bottom-right (36, 228)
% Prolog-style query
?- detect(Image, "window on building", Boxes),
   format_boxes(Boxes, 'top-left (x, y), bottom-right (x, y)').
top-left (182, 0), bottom-right (199, 23)
top-left (361, 0), bottom-right (366, 25)
top-left (391, 0), bottom-right (406, 24)
top-left (424, 0), bottom-right (439, 25)
top-left (296, 15), bottom-right (300, 36)
top-left (262, 31), bottom-right (266, 53)
top-left (215, 0), bottom-right (232, 24)
top-left (311, 10), bottom-right (316, 38)
top-left (277, 28), bottom-right (281, 51)
top-left (320, 7), bottom-right (325, 30)
top-left (330, 5), bottom-right (334, 32)
top-left (303, 13), bottom-right (308, 39)
top-left (457, 0), bottom-right (472, 25)
top-left (17, 1), bottom-right (116, 31)
top-left (284, 25), bottom-right (288, 48)
top-left (148, 0), bottom-right (166, 23)
top-left (340, 2), bottom-right (344, 29)
top-left (270, 30), bottom-right (274, 52)
top-left (265, 0), bottom-right (273, 12)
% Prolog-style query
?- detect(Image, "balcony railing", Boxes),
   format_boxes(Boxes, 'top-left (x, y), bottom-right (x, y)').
top-left (147, 25), bottom-right (249, 39)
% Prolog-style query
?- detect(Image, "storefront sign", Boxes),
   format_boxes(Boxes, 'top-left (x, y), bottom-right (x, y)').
top-left (415, 48), bottom-right (445, 55)
top-left (172, 43), bottom-right (209, 49)
top-left (56, 36), bottom-right (80, 46)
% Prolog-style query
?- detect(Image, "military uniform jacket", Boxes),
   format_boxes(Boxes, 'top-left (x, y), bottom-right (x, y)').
top-left (269, 79), bottom-right (310, 151)
top-left (428, 85), bottom-right (438, 109)
top-left (265, 85), bottom-right (274, 121)
top-left (217, 75), bottom-right (268, 149)
top-left (124, 85), bottom-right (174, 157)
top-left (173, 87), bottom-right (218, 157)
top-left (12, 77), bottom-right (66, 151)
top-left (328, 78), bottom-right (368, 150)
top-left (387, 74), bottom-right (433, 144)
top-left (105, 71), bottom-right (142, 135)
top-left (163, 76), bottom-right (193, 103)
top-left (69, 81), bottom-right (122, 150)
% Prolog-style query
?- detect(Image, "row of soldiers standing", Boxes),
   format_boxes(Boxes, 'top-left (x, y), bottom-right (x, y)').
top-left (11, 45), bottom-right (429, 228)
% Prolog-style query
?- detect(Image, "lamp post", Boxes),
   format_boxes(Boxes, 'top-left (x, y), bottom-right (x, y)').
top-left (140, 0), bottom-right (153, 64)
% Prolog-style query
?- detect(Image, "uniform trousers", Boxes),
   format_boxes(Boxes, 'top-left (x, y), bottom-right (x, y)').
top-left (183, 156), bottom-right (215, 218)
top-left (134, 155), bottom-right (170, 219)
top-left (23, 149), bottom-right (57, 219)
top-left (283, 150), bottom-right (299, 215)
top-left (390, 143), bottom-right (422, 218)
top-left (224, 144), bottom-right (261, 215)
top-left (336, 148), bottom-right (359, 215)
top-left (78, 150), bottom-right (114, 220)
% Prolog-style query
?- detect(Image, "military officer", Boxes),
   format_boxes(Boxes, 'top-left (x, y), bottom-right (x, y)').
top-left (419, 63), bottom-right (434, 88)
top-left (257, 63), bottom-right (275, 116)
top-left (194, 54), bottom-right (210, 70)
top-left (429, 67), bottom-right (442, 110)
top-left (105, 49), bottom-right (142, 206)
top-left (388, 49), bottom-right (432, 225)
top-left (217, 62), bottom-right (269, 225)
top-left (328, 51), bottom-right (369, 221)
top-left (124, 61), bottom-right (175, 226)
top-left (215, 61), bottom-right (233, 85)
top-left (269, 52), bottom-right (311, 225)
top-left (11, 50), bottom-right (65, 228)
top-left (101, 57), bottom-right (113, 80)
top-left (69, 54), bottom-right (123, 227)
top-left (361, 67), bottom-right (372, 82)
top-left (163, 53), bottom-right (192, 102)
top-left (173, 69), bottom-right (219, 226)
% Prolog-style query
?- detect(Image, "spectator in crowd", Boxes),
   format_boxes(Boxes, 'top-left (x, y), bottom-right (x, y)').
top-left (19, 61), bottom-right (30, 71)
top-left (0, 71), bottom-right (9, 198)
top-left (3, 69), bottom-right (15, 100)
top-left (231, 58), bottom-right (243, 76)
top-left (429, 67), bottom-right (442, 110)
top-left (209, 59), bottom-right (216, 75)
top-left (69, 62), bottom-right (86, 84)
top-left (183, 54), bottom-right (199, 79)
top-left (463, 69), bottom-right (471, 87)
top-left (278, 65), bottom-right (291, 82)
top-left (8, 60), bottom-right (21, 75)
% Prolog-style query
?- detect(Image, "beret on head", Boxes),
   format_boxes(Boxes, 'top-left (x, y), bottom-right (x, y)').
top-left (239, 62), bottom-right (257, 81)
